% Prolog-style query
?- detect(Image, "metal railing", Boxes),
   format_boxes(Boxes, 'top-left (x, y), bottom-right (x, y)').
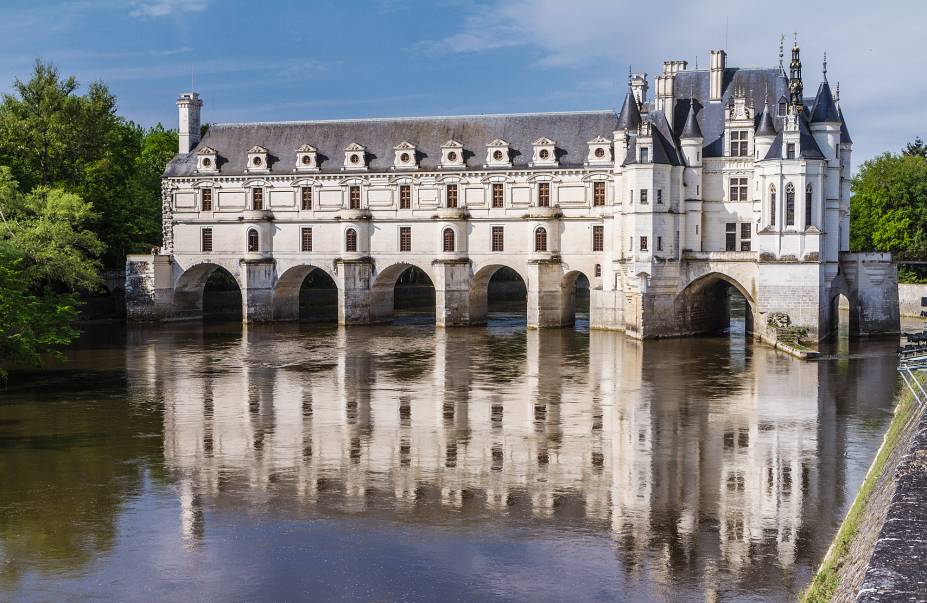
top-left (897, 296), bottom-right (927, 403)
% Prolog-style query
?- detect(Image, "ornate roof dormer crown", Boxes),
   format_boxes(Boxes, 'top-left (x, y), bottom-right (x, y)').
top-left (440, 139), bottom-right (465, 169)
top-left (246, 145), bottom-right (269, 173)
top-left (295, 144), bottom-right (318, 172)
top-left (343, 143), bottom-right (367, 171)
top-left (393, 141), bottom-right (418, 169)
top-left (531, 137), bottom-right (558, 167)
top-left (586, 135), bottom-right (612, 165)
top-left (195, 145), bottom-right (219, 173)
top-left (485, 138), bottom-right (511, 168)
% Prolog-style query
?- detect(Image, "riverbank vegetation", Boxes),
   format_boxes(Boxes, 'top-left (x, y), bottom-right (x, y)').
top-left (0, 60), bottom-right (175, 377)
top-left (802, 383), bottom-right (920, 602)
top-left (851, 138), bottom-right (927, 283)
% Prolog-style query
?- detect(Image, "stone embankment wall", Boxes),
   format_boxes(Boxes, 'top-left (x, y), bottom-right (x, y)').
top-left (856, 397), bottom-right (927, 601)
top-left (898, 283), bottom-right (927, 318)
top-left (805, 386), bottom-right (927, 602)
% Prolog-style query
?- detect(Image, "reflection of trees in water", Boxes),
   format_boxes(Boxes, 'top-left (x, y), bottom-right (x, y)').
top-left (0, 372), bottom-right (162, 587)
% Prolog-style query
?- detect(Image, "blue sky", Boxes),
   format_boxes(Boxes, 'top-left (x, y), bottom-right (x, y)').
top-left (0, 0), bottom-right (923, 167)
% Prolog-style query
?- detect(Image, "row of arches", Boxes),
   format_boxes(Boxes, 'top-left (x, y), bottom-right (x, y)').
top-left (767, 182), bottom-right (814, 228)
top-left (188, 263), bottom-right (591, 328)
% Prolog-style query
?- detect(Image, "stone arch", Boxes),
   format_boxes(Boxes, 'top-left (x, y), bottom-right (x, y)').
top-left (468, 263), bottom-right (529, 325)
top-left (273, 264), bottom-right (339, 322)
top-left (560, 269), bottom-right (591, 326)
top-left (370, 261), bottom-right (437, 323)
top-left (825, 274), bottom-right (860, 339)
top-left (675, 271), bottom-right (756, 337)
top-left (173, 262), bottom-right (243, 320)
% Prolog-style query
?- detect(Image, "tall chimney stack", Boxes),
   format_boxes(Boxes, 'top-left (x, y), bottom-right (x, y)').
top-left (709, 50), bottom-right (726, 102)
top-left (177, 92), bottom-right (203, 154)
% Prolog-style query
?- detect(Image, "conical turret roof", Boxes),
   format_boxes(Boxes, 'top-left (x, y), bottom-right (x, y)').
top-left (680, 102), bottom-right (702, 139)
top-left (810, 80), bottom-right (840, 123)
top-left (616, 90), bottom-right (641, 131)
top-left (756, 102), bottom-right (777, 137)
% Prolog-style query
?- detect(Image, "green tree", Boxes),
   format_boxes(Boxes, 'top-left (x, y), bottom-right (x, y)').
top-left (0, 167), bottom-right (102, 377)
top-left (904, 137), bottom-right (927, 158)
top-left (850, 148), bottom-right (927, 258)
top-left (0, 60), bottom-right (173, 267)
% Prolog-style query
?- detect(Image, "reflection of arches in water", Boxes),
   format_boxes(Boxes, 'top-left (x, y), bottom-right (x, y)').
top-left (469, 265), bottom-right (528, 325)
top-left (676, 272), bottom-right (754, 337)
top-left (174, 263), bottom-right (242, 320)
top-left (561, 271), bottom-right (591, 328)
top-left (371, 263), bottom-right (436, 323)
top-left (828, 292), bottom-right (854, 346)
top-left (273, 265), bottom-right (338, 322)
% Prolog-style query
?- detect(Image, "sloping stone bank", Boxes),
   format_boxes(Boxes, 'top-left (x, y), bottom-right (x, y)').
top-left (856, 397), bottom-right (927, 602)
top-left (804, 388), bottom-right (924, 602)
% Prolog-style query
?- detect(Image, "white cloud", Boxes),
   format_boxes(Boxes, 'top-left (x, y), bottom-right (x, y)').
top-left (129, 0), bottom-right (208, 19)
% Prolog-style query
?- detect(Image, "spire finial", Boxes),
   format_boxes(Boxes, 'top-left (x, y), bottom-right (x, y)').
top-left (835, 81), bottom-right (840, 102)
top-left (823, 51), bottom-right (828, 81)
top-left (765, 81), bottom-right (769, 107)
top-left (628, 64), bottom-right (632, 85)
top-left (779, 34), bottom-right (784, 73)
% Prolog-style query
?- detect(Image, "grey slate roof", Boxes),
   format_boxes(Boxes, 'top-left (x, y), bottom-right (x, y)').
top-left (761, 113), bottom-right (825, 161)
top-left (671, 68), bottom-right (790, 157)
top-left (809, 80), bottom-right (840, 123)
top-left (838, 104), bottom-right (853, 144)
top-left (623, 110), bottom-right (683, 166)
top-left (164, 111), bottom-right (619, 177)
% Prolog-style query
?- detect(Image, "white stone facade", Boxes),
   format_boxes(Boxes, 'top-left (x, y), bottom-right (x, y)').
top-left (128, 43), bottom-right (899, 341)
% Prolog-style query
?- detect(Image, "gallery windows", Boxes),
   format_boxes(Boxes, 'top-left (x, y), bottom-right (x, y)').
top-left (301, 227), bottom-right (313, 252)
top-left (785, 182), bottom-right (795, 226)
top-left (491, 226), bottom-right (504, 252)
top-left (247, 229), bottom-right (259, 252)
top-left (201, 228), bottom-right (212, 252)
top-left (730, 130), bottom-right (749, 156)
top-left (345, 228), bottom-right (358, 252)
top-left (805, 183), bottom-right (813, 228)
top-left (399, 226), bottom-right (412, 252)
top-left (538, 182), bottom-right (550, 207)
top-left (592, 225), bottom-right (604, 252)
top-left (442, 228), bottom-right (455, 252)
top-left (492, 183), bottom-right (504, 208)
top-left (349, 186), bottom-right (361, 209)
top-left (201, 188), bottom-right (212, 211)
top-left (769, 184), bottom-right (777, 226)
top-left (301, 187), bottom-right (312, 210)
top-left (252, 187), bottom-right (264, 210)
top-left (534, 227), bottom-right (548, 252)
top-left (593, 181), bottom-right (605, 206)
top-left (446, 184), bottom-right (458, 209)
top-left (399, 185), bottom-right (411, 209)
top-left (729, 177), bottom-right (748, 202)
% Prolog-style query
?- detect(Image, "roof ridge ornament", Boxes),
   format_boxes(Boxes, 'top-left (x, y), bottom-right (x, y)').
top-left (823, 51), bottom-right (828, 81)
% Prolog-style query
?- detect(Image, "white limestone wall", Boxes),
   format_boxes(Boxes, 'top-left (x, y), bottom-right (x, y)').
top-left (898, 284), bottom-right (927, 318)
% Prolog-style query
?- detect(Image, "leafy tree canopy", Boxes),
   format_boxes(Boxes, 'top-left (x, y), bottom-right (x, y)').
top-left (850, 145), bottom-right (927, 259)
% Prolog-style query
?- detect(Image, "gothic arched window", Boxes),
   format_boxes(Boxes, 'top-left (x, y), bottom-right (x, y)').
top-left (247, 228), bottom-right (259, 252)
top-left (345, 228), bottom-right (357, 252)
top-left (805, 183), bottom-right (813, 228)
top-left (785, 182), bottom-right (795, 226)
top-left (535, 227), bottom-right (548, 252)
top-left (442, 228), bottom-right (455, 252)
top-left (769, 184), bottom-right (776, 226)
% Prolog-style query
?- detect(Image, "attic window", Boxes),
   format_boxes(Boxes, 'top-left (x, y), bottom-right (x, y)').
top-left (539, 149), bottom-right (550, 160)
top-left (400, 152), bottom-right (410, 163)
top-left (493, 150), bottom-right (504, 161)
top-left (350, 153), bottom-right (360, 164)
top-left (202, 157), bottom-right (212, 167)
top-left (594, 148), bottom-right (605, 158)
top-left (253, 156), bottom-right (263, 166)
top-left (640, 147), bottom-right (649, 163)
top-left (302, 155), bottom-right (312, 165)
top-left (448, 151), bottom-right (458, 162)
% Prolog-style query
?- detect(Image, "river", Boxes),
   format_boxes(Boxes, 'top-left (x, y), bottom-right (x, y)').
top-left (0, 313), bottom-right (907, 601)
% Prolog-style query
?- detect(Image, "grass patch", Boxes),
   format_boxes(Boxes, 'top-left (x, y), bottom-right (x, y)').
top-left (802, 385), bottom-right (920, 602)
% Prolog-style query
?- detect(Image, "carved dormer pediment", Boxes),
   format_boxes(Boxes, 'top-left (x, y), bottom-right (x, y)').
top-left (440, 140), bottom-right (465, 168)
top-left (246, 145), bottom-right (269, 173)
top-left (344, 143), bottom-right (367, 170)
top-left (296, 144), bottom-right (318, 172)
top-left (531, 137), bottom-right (557, 166)
top-left (196, 146), bottom-right (218, 173)
top-left (393, 141), bottom-right (417, 169)
top-left (586, 136), bottom-right (612, 165)
top-left (485, 139), bottom-right (511, 167)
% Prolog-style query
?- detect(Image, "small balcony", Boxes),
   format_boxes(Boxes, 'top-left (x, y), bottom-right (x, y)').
top-left (522, 205), bottom-right (562, 220)
top-left (337, 208), bottom-right (372, 221)
top-left (241, 250), bottom-right (273, 263)
top-left (241, 209), bottom-right (274, 222)
top-left (433, 207), bottom-right (469, 221)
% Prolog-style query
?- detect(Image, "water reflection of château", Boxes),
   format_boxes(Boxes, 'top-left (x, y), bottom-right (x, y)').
top-left (131, 323), bottom-right (898, 591)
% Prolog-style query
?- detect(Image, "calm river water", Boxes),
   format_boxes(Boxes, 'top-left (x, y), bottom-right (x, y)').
top-left (0, 313), bottom-right (907, 601)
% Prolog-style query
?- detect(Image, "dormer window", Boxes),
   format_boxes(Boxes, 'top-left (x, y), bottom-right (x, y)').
top-left (344, 143), bottom-right (367, 171)
top-left (247, 145), bottom-right (269, 173)
top-left (295, 144), bottom-right (318, 172)
top-left (393, 141), bottom-right (417, 169)
top-left (786, 143), bottom-right (796, 159)
top-left (440, 139), bottom-right (465, 168)
top-left (729, 130), bottom-right (749, 156)
top-left (778, 96), bottom-right (788, 116)
top-left (640, 147), bottom-right (649, 163)
top-left (485, 139), bottom-right (511, 167)
top-left (586, 136), bottom-right (612, 165)
top-left (531, 137), bottom-right (557, 166)
top-left (196, 146), bottom-right (219, 173)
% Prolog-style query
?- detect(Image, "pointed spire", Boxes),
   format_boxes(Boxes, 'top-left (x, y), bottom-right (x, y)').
top-left (680, 100), bottom-right (702, 140)
top-left (789, 35), bottom-right (803, 110)
top-left (810, 78), bottom-right (840, 123)
top-left (756, 89), bottom-right (777, 137)
top-left (616, 83), bottom-right (642, 131)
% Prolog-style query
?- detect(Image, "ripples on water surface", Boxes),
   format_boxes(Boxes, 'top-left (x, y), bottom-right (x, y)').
top-left (0, 312), bottom-right (908, 601)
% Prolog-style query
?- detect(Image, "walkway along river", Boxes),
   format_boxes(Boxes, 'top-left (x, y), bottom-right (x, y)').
top-left (0, 312), bottom-right (910, 601)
